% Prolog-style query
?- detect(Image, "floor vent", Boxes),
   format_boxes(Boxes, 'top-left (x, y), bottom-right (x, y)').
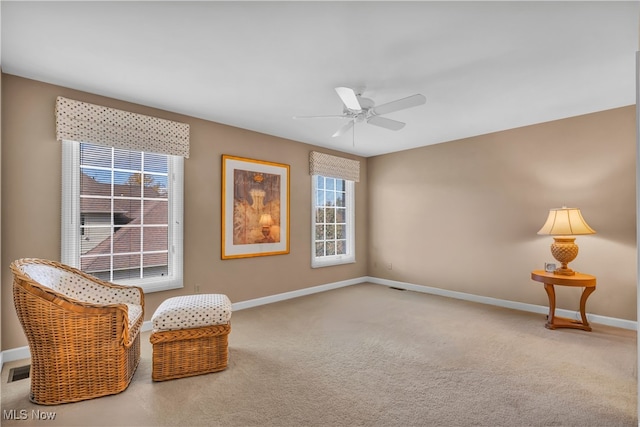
top-left (389, 286), bottom-right (407, 291)
top-left (8, 365), bottom-right (30, 383)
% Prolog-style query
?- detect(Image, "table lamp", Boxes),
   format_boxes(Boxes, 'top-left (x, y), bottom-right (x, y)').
top-left (537, 207), bottom-right (595, 276)
top-left (259, 213), bottom-right (274, 240)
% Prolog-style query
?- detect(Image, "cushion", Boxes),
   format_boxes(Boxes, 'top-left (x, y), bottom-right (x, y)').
top-left (20, 262), bottom-right (142, 337)
top-left (152, 294), bottom-right (232, 332)
top-left (126, 303), bottom-right (144, 329)
top-left (20, 263), bottom-right (141, 305)
top-left (21, 264), bottom-right (64, 293)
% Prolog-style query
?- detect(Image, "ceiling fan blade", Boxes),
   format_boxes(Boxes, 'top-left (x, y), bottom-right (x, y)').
top-left (332, 120), bottom-right (354, 137)
top-left (372, 94), bottom-right (426, 116)
top-left (367, 115), bottom-right (405, 131)
top-left (293, 114), bottom-right (348, 119)
top-left (335, 87), bottom-right (362, 111)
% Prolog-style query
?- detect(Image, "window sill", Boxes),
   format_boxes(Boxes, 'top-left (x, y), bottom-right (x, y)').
top-left (311, 256), bottom-right (356, 269)
top-left (115, 277), bottom-right (183, 293)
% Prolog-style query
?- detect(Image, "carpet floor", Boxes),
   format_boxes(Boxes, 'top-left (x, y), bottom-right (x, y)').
top-left (1, 283), bottom-right (637, 426)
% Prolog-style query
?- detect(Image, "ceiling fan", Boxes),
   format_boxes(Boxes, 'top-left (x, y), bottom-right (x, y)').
top-left (294, 87), bottom-right (426, 140)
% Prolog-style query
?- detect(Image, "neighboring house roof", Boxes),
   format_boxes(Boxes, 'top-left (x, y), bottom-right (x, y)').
top-left (80, 172), bottom-right (164, 214)
top-left (80, 172), bottom-right (169, 272)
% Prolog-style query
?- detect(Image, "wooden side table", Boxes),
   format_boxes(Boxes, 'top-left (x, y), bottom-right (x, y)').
top-left (530, 270), bottom-right (596, 331)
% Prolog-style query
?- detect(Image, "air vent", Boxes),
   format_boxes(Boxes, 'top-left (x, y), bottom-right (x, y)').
top-left (8, 365), bottom-right (30, 383)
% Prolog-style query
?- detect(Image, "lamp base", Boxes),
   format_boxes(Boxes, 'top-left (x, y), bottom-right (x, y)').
top-left (553, 267), bottom-right (576, 276)
top-left (550, 237), bottom-right (579, 276)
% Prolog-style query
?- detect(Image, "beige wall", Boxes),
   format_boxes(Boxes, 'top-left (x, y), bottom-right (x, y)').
top-left (0, 74), bottom-right (368, 350)
top-left (1, 73), bottom-right (637, 352)
top-left (368, 106), bottom-right (637, 320)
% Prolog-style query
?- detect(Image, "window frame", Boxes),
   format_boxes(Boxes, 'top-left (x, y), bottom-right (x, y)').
top-left (311, 175), bottom-right (355, 268)
top-left (61, 139), bottom-right (184, 293)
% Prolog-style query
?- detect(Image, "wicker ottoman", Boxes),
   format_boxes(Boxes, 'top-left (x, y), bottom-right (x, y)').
top-left (150, 294), bottom-right (232, 381)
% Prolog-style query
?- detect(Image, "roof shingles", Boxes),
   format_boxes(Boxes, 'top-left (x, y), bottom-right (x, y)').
top-left (79, 172), bottom-right (169, 273)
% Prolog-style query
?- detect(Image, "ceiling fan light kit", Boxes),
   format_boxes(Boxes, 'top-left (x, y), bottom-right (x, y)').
top-left (294, 86), bottom-right (426, 144)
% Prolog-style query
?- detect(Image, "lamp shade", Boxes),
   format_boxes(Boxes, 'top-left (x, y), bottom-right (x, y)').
top-left (259, 214), bottom-right (274, 227)
top-left (537, 207), bottom-right (596, 236)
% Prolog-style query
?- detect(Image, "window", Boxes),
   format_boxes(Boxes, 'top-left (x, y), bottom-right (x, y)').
top-left (312, 175), bottom-right (355, 267)
top-left (62, 140), bottom-right (183, 293)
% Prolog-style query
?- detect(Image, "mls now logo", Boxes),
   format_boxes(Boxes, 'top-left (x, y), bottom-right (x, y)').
top-left (31, 410), bottom-right (57, 420)
top-left (3, 409), bottom-right (56, 420)
top-left (3, 409), bottom-right (28, 420)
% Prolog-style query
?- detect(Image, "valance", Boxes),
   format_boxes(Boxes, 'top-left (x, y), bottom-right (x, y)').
top-left (309, 151), bottom-right (360, 182)
top-left (55, 97), bottom-right (190, 158)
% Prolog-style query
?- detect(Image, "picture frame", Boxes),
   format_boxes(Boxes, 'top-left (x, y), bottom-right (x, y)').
top-left (221, 155), bottom-right (290, 259)
top-left (544, 262), bottom-right (557, 273)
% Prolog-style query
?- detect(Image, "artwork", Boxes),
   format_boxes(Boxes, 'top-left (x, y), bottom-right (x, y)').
top-left (221, 155), bottom-right (290, 259)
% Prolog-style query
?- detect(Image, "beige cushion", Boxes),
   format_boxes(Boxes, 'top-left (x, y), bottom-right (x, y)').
top-left (152, 294), bottom-right (232, 332)
top-left (125, 303), bottom-right (144, 329)
top-left (21, 263), bottom-right (143, 329)
top-left (21, 263), bottom-right (142, 305)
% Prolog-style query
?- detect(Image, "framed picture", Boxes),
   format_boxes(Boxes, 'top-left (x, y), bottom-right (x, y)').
top-left (221, 155), bottom-right (290, 259)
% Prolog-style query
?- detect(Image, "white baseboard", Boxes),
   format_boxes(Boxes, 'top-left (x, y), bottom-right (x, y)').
top-left (2, 276), bottom-right (636, 369)
top-left (230, 276), bottom-right (363, 311)
top-left (138, 277), bottom-right (363, 333)
top-left (366, 276), bottom-right (638, 331)
top-left (1, 346), bottom-right (30, 367)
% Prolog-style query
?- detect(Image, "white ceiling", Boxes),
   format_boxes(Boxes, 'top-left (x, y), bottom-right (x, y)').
top-left (2, 1), bottom-right (638, 157)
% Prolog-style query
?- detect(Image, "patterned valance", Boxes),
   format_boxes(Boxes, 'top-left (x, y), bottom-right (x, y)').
top-left (309, 151), bottom-right (360, 182)
top-left (55, 97), bottom-right (190, 158)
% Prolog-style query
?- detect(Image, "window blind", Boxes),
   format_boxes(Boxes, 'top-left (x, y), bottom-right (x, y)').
top-left (309, 151), bottom-right (360, 182)
top-left (55, 97), bottom-right (190, 158)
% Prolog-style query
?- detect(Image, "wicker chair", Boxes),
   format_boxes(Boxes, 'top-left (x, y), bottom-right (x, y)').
top-left (10, 258), bottom-right (144, 405)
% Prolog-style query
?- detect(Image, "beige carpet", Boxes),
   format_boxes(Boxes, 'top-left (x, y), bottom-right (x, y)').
top-left (1, 283), bottom-right (637, 426)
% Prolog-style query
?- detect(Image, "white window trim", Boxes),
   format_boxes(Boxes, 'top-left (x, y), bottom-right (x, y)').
top-left (61, 140), bottom-right (184, 293)
top-left (311, 176), bottom-right (356, 268)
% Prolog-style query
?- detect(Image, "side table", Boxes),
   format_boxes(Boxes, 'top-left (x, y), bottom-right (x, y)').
top-left (530, 270), bottom-right (596, 331)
